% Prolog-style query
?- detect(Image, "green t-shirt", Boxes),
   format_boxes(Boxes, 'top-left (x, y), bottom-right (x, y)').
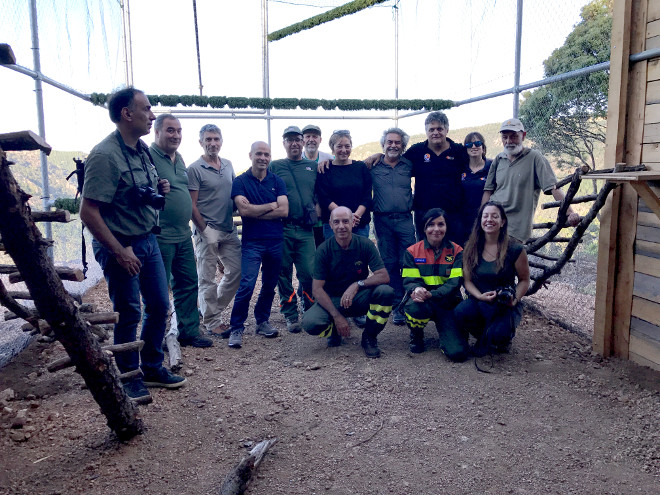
top-left (314, 235), bottom-right (385, 297)
top-left (149, 143), bottom-right (193, 243)
top-left (268, 157), bottom-right (317, 222)
top-left (82, 131), bottom-right (158, 237)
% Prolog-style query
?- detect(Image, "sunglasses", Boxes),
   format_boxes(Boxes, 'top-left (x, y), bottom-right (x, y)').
top-left (465, 141), bottom-right (483, 149)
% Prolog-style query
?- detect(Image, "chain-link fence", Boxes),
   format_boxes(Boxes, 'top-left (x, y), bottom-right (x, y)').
top-left (1, 0), bottom-right (611, 337)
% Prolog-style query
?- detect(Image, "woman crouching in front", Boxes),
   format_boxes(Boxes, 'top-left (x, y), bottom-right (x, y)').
top-left (401, 208), bottom-right (470, 361)
top-left (455, 201), bottom-right (530, 356)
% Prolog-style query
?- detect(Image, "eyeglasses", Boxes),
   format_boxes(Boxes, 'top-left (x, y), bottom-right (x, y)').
top-left (284, 137), bottom-right (303, 143)
top-left (465, 141), bottom-right (483, 149)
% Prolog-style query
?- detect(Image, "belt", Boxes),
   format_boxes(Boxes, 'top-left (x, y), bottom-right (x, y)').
top-left (282, 218), bottom-right (312, 229)
top-left (112, 231), bottom-right (152, 246)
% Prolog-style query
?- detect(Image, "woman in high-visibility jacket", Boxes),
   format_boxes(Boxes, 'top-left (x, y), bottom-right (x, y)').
top-left (401, 208), bottom-right (470, 361)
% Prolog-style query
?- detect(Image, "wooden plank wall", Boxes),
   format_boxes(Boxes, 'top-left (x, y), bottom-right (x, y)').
top-left (631, 0), bottom-right (660, 370)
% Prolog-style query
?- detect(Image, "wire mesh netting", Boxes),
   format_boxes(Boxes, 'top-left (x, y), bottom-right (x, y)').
top-left (1, 0), bottom-right (611, 336)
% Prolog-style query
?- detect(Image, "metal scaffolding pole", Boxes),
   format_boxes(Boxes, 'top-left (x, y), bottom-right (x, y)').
top-left (262, 0), bottom-right (271, 146)
top-left (513, 0), bottom-right (523, 117)
top-left (29, 0), bottom-right (52, 258)
top-left (394, 0), bottom-right (399, 127)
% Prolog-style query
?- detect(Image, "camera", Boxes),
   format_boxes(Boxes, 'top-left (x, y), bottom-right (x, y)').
top-left (495, 285), bottom-right (516, 305)
top-left (132, 185), bottom-right (165, 210)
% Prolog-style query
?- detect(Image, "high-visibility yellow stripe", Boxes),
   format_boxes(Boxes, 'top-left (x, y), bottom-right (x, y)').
top-left (367, 312), bottom-right (388, 325)
top-left (449, 268), bottom-right (463, 278)
top-left (405, 314), bottom-right (430, 325)
top-left (401, 268), bottom-right (421, 278)
top-left (421, 275), bottom-right (445, 285)
top-left (369, 304), bottom-right (392, 313)
top-left (319, 323), bottom-right (333, 338)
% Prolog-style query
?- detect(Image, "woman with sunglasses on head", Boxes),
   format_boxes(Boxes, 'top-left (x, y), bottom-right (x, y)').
top-left (458, 132), bottom-right (492, 246)
top-left (454, 201), bottom-right (530, 356)
top-left (315, 130), bottom-right (373, 240)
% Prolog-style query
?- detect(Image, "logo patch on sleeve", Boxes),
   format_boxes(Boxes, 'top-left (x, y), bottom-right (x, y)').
top-left (414, 258), bottom-right (426, 263)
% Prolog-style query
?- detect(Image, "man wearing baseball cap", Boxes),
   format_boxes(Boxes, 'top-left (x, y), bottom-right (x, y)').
top-left (302, 124), bottom-right (333, 164)
top-left (481, 118), bottom-right (580, 243)
top-left (269, 126), bottom-right (319, 333)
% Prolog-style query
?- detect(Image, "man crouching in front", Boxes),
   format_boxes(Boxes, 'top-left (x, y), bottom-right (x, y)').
top-left (301, 206), bottom-right (394, 358)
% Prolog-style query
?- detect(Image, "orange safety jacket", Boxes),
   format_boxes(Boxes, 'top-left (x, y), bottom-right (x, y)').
top-left (402, 238), bottom-right (463, 300)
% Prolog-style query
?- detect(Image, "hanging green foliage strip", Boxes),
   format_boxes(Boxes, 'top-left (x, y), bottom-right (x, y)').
top-left (268, 0), bottom-right (388, 42)
top-left (90, 93), bottom-right (454, 112)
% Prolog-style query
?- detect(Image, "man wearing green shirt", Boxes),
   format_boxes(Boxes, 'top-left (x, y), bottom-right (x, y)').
top-left (269, 126), bottom-right (318, 333)
top-left (150, 114), bottom-right (212, 348)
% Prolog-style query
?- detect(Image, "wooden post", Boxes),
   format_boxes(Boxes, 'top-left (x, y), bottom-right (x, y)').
top-left (0, 147), bottom-right (142, 440)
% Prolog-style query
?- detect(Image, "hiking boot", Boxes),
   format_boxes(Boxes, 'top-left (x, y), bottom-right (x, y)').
top-left (179, 335), bottom-right (214, 348)
top-left (361, 333), bottom-right (381, 359)
top-left (228, 329), bottom-right (244, 349)
top-left (142, 367), bottom-right (187, 389)
top-left (256, 321), bottom-right (279, 338)
top-left (327, 330), bottom-right (342, 348)
top-left (286, 319), bottom-right (302, 334)
top-left (409, 330), bottom-right (425, 354)
top-left (392, 308), bottom-right (405, 326)
top-left (353, 315), bottom-right (367, 328)
top-left (123, 378), bottom-right (152, 403)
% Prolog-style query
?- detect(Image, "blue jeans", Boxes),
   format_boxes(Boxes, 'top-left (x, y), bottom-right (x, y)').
top-left (454, 297), bottom-right (522, 349)
top-left (322, 223), bottom-right (370, 240)
top-left (373, 212), bottom-right (416, 304)
top-left (93, 234), bottom-right (169, 374)
top-left (230, 238), bottom-right (283, 330)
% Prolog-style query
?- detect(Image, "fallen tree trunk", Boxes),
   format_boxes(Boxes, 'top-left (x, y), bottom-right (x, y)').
top-left (0, 146), bottom-right (142, 440)
top-left (219, 438), bottom-right (278, 495)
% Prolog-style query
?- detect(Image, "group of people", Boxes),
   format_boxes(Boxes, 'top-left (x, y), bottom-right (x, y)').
top-left (79, 87), bottom-right (581, 402)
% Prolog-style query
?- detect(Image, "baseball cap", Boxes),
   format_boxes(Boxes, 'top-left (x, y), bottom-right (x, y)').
top-left (302, 124), bottom-right (322, 135)
top-left (282, 125), bottom-right (303, 137)
top-left (500, 118), bottom-right (525, 133)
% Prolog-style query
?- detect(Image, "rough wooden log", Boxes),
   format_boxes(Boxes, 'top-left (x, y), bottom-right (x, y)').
top-left (0, 130), bottom-right (51, 155)
top-left (526, 252), bottom-right (575, 263)
top-left (528, 260), bottom-right (551, 270)
top-left (47, 341), bottom-right (145, 372)
top-left (31, 210), bottom-right (72, 223)
top-left (219, 438), bottom-right (278, 495)
top-left (541, 194), bottom-right (598, 209)
top-left (88, 324), bottom-right (109, 341)
top-left (0, 43), bottom-right (17, 64)
top-left (118, 368), bottom-right (142, 381)
top-left (0, 147), bottom-right (142, 440)
top-left (7, 289), bottom-right (82, 303)
top-left (0, 280), bottom-right (40, 327)
top-left (527, 181), bottom-right (617, 295)
top-left (10, 311), bottom-right (118, 326)
top-left (78, 302), bottom-right (97, 313)
top-left (554, 164), bottom-right (646, 189)
top-left (527, 237), bottom-right (581, 243)
top-left (8, 265), bottom-right (84, 283)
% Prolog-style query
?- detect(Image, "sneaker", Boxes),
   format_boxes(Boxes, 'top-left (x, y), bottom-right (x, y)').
top-left (123, 378), bottom-right (152, 403)
top-left (255, 321), bottom-right (279, 338)
top-left (392, 308), bottom-right (405, 326)
top-left (143, 367), bottom-right (187, 389)
top-left (353, 315), bottom-right (367, 328)
top-left (286, 319), bottom-right (302, 334)
top-left (361, 334), bottom-right (381, 359)
top-left (327, 331), bottom-right (342, 348)
top-left (228, 329), bottom-right (243, 348)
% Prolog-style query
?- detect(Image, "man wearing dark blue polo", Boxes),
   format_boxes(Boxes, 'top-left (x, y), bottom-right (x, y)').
top-left (226, 142), bottom-right (289, 348)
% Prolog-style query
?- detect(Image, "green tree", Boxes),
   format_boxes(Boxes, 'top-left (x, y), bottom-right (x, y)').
top-left (520, 0), bottom-right (612, 173)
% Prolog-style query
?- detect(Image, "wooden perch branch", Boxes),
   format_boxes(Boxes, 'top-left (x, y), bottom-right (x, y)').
top-left (8, 266), bottom-right (83, 283)
top-left (0, 147), bottom-right (142, 440)
top-left (220, 438), bottom-right (278, 495)
top-left (0, 279), bottom-right (39, 326)
top-left (31, 210), bottom-right (72, 223)
top-left (47, 341), bottom-right (144, 372)
top-left (541, 194), bottom-right (598, 209)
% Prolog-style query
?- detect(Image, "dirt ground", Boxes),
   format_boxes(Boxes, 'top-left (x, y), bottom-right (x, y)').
top-left (0, 279), bottom-right (659, 495)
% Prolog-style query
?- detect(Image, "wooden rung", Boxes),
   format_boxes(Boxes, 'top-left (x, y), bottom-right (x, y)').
top-left (527, 237), bottom-right (581, 243)
top-left (7, 291), bottom-right (32, 300)
top-left (541, 195), bottom-right (598, 209)
top-left (8, 266), bottom-right (84, 283)
top-left (0, 130), bottom-right (51, 155)
top-left (31, 210), bottom-right (72, 223)
top-left (118, 368), bottom-right (142, 381)
top-left (46, 340), bottom-right (144, 372)
top-left (526, 252), bottom-right (575, 263)
top-left (15, 311), bottom-right (119, 328)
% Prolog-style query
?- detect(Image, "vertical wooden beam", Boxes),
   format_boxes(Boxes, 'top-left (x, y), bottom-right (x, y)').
top-left (594, 0), bottom-right (634, 355)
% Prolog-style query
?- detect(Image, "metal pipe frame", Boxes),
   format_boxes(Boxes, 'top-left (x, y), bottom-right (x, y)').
top-left (513, 0), bottom-right (523, 117)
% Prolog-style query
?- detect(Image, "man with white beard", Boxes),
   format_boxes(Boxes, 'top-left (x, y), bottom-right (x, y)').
top-left (370, 128), bottom-right (415, 325)
top-left (481, 118), bottom-right (580, 243)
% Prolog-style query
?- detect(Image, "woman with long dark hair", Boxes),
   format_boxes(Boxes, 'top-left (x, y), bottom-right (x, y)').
top-left (455, 201), bottom-right (530, 355)
top-left (459, 131), bottom-right (491, 245)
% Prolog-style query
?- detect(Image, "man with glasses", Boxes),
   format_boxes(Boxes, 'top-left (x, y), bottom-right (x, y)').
top-left (269, 126), bottom-right (318, 334)
top-left (482, 118), bottom-right (581, 243)
top-left (302, 124), bottom-right (333, 247)
top-left (188, 124), bottom-right (242, 337)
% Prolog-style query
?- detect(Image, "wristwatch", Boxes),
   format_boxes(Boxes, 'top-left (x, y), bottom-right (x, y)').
top-left (357, 280), bottom-right (365, 289)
